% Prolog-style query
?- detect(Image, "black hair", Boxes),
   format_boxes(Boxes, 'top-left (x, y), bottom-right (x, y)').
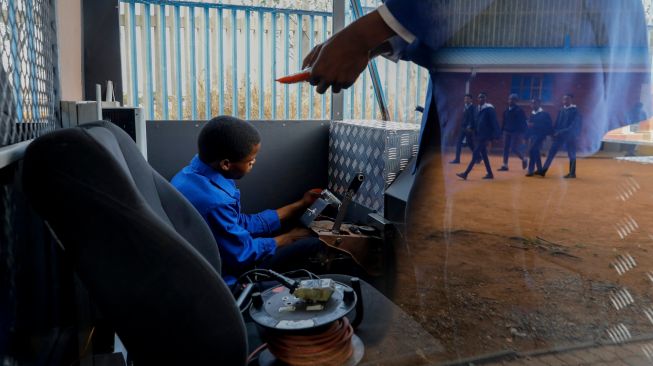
top-left (198, 116), bottom-right (261, 164)
top-left (564, 93), bottom-right (574, 99)
top-left (464, 93), bottom-right (473, 98)
top-left (478, 92), bottom-right (488, 98)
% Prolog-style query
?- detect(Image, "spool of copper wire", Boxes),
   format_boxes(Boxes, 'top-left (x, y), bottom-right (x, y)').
top-left (265, 318), bottom-right (354, 366)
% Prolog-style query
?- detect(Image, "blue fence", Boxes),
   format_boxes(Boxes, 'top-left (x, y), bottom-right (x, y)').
top-left (119, 0), bottom-right (428, 122)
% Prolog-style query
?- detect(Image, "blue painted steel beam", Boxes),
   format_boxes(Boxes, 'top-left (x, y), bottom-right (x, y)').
top-left (159, 4), bottom-right (169, 119)
top-left (189, 7), bottom-right (198, 120)
top-left (271, 12), bottom-right (277, 119)
top-left (218, 8), bottom-right (224, 115)
top-left (232, 9), bottom-right (238, 116)
top-left (174, 5), bottom-right (183, 118)
top-left (145, 3), bottom-right (155, 119)
top-left (258, 11), bottom-right (264, 118)
top-left (394, 63), bottom-right (399, 121)
top-left (204, 7), bottom-right (211, 119)
top-left (349, 0), bottom-right (388, 120)
top-left (129, 0), bottom-right (139, 108)
top-left (245, 10), bottom-right (251, 120)
top-left (284, 13), bottom-right (289, 119)
top-left (296, 14), bottom-right (303, 119)
top-left (308, 15), bottom-right (314, 119)
top-left (321, 16), bottom-right (327, 119)
top-left (404, 62), bottom-right (410, 121)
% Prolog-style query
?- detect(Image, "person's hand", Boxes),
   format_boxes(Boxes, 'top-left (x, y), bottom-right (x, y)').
top-left (302, 43), bottom-right (323, 70)
top-left (301, 189), bottom-right (322, 208)
top-left (302, 10), bottom-right (395, 94)
top-left (304, 30), bottom-right (369, 94)
top-left (275, 227), bottom-right (313, 248)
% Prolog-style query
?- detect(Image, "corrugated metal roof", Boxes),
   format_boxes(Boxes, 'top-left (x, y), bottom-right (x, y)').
top-left (438, 0), bottom-right (648, 48)
top-left (432, 47), bottom-right (650, 72)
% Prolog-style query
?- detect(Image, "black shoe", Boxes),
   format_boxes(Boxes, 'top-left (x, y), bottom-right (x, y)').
top-left (449, 159), bottom-right (460, 164)
top-left (522, 159), bottom-right (528, 170)
top-left (564, 173), bottom-right (576, 179)
top-left (535, 169), bottom-right (547, 177)
top-left (525, 172), bottom-right (534, 177)
top-left (498, 166), bottom-right (508, 171)
top-left (456, 172), bottom-right (468, 180)
top-left (482, 174), bottom-right (494, 180)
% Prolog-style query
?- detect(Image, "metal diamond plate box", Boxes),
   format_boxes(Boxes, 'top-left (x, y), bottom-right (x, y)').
top-left (328, 120), bottom-right (420, 214)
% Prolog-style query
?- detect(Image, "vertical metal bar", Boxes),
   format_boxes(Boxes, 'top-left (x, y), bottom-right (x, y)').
top-left (321, 15), bottom-right (327, 119)
top-left (349, 0), bottom-right (388, 121)
top-left (159, 4), bottom-right (169, 119)
top-left (296, 14), bottom-right (303, 119)
top-left (258, 11), bottom-right (264, 119)
top-left (404, 63), bottom-right (410, 122)
top-left (26, 0), bottom-right (39, 120)
top-left (331, 0), bottom-right (345, 121)
top-left (308, 15), bottom-right (315, 119)
top-left (384, 58), bottom-right (389, 117)
top-left (218, 8), bottom-right (224, 115)
top-left (204, 7), bottom-right (211, 119)
top-left (245, 10), bottom-right (251, 120)
top-left (144, 3), bottom-right (154, 119)
top-left (189, 6), bottom-right (197, 120)
top-left (284, 13), bottom-right (290, 119)
top-left (394, 62), bottom-right (399, 121)
top-left (271, 12), bottom-right (277, 119)
top-left (232, 9), bottom-right (238, 116)
top-left (416, 67), bottom-right (422, 123)
top-left (361, 70), bottom-right (367, 119)
top-left (349, 79), bottom-right (354, 118)
top-left (129, 1), bottom-right (139, 108)
top-left (174, 5), bottom-right (182, 118)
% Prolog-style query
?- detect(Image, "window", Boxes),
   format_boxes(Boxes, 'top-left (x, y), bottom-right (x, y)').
top-left (510, 74), bottom-right (553, 102)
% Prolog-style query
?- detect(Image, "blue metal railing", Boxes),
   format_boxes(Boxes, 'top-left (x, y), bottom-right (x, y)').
top-left (119, 0), bottom-right (428, 122)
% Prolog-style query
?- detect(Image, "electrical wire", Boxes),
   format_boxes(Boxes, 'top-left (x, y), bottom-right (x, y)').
top-left (246, 342), bottom-right (269, 364)
top-left (68, 326), bottom-right (95, 366)
top-left (265, 318), bottom-right (354, 366)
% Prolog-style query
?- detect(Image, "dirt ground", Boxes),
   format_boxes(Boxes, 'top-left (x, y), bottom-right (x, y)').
top-left (392, 150), bottom-right (653, 363)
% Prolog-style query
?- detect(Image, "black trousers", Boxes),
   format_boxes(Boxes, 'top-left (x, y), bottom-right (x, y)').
top-left (453, 129), bottom-right (475, 161)
top-left (527, 134), bottom-right (547, 173)
top-left (463, 138), bottom-right (492, 176)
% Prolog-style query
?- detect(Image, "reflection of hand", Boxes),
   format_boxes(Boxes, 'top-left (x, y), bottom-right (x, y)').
top-left (303, 11), bottom-right (394, 94)
top-left (305, 30), bottom-right (369, 94)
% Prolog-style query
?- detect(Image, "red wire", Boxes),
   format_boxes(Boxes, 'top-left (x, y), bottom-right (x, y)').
top-left (246, 342), bottom-right (269, 364)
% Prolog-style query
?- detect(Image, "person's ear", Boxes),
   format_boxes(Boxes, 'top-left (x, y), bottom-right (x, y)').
top-left (218, 159), bottom-right (231, 171)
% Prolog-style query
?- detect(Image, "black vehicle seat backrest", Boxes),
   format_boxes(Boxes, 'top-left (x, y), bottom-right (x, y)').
top-left (22, 121), bottom-right (247, 365)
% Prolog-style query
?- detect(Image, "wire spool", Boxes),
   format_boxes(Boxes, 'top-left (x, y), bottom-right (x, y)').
top-left (250, 280), bottom-right (364, 366)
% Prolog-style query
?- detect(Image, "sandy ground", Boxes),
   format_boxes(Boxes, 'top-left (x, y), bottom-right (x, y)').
top-left (393, 150), bottom-right (653, 363)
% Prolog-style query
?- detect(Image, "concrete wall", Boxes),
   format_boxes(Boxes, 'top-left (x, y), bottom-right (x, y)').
top-left (57, 0), bottom-right (84, 101)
